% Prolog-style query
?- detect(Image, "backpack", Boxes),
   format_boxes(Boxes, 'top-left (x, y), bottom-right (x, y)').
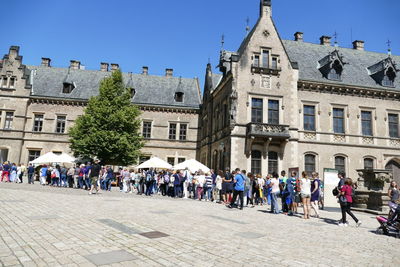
top-left (146, 172), bottom-right (153, 182)
top-left (164, 174), bottom-right (170, 184)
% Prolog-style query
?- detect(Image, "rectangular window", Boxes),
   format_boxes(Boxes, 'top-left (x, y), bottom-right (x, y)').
top-left (333, 108), bottom-right (345, 134)
top-left (262, 50), bottom-right (269, 68)
top-left (4, 112), bottom-right (13, 130)
top-left (2, 77), bottom-right (7, 87)
top-left (253, 55), bottom-right (260, 67)
top-left (361, 111), bottom-right (372, 136)
top-left (389, 114), bottom-right (399, 138)
top-left (271, 57), bottom-right (278, 69)
top-left (142, 121), bottom-right (152, 139)
top-left (251, 98), bottom-right (263, 123)
top-left (33, 114), bottom-right (44, 132)
top-left (303, 105), bottom-right (316, 131)
top-left (28, 150), bottom-right (41, 163)
top-left (56, 115), bottom-right (66, 133)
top-left (179, 124), bottom-right (187, 141)
top-left (305, 154), bottom-right (316, 176)
top-left (169, 123), bottom-right (177, 140)
top-left (178, 157), bottom-right (185, 163)
top-left (167, 157), bottom-right (175, 166)
top-left (268, 100), bottom-right (279, 124)
top-left (9, 77), bottom-right (15, 88)
top-left (139, 156), bottom-right (150, 164)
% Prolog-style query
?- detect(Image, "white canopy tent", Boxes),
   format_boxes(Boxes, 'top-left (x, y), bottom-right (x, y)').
top-left (30, 152), bottom-right (76, 164)
top-left (173, 159), bottom-right (210, 173)
top-left (135, 157), bottom-right (172, 170)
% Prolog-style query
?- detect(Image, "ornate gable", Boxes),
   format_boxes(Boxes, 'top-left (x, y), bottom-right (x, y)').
top-left (318, 49), bottom-right (347, 81)
top-left (367, 57), bottom-right (398, 87)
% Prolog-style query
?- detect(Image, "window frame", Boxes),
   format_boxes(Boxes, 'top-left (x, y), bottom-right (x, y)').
top-left (251, 150), bottom-right (262, 176)
top-left (333, 108), bottom-right (345, 134)
top-left (142, 121), bottom-right (152, 139)
top-left (28, 150), bottom-right (41, 163)
top-left (304, 154), bottom-right (316, 176)
top-left (388, 113), bottom-right (399, 138)
top-left (303, 105), bottom-right (316, 131)
top-left (169, 123), bottom-right (177, 140)
top-left (268, 151), bottom-right (278, 175)
top-left (55, 115), bottom-right (66, 134)
top-left (179, 123), bottom-right (187, 141)
top-left (167, 157), bottom-right (175, 166)
top-left (267, 99), bottom-right (279, 125)
top-left (33, 114), bottom-right (44, 132)
top-left (251, 98), bottom-right (263, 123)
top-left (363, 158), bottom-right (374, 170)
top-left (4, 111), bottom-right (14, 130)
top-left (335, 156), bottom-right (346, 174)
top-left (361, 110), bottom-right (373, 136)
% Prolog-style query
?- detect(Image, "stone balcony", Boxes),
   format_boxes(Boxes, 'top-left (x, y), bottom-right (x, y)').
top-left (246, 123), bottom-right (290, 139)
top-left (251, 65), bottom-right (281, 75)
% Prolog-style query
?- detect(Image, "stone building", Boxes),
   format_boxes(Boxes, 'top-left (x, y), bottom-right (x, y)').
top-left (0, 46), bottom-right (201, 166)
top-left (199, 0), bottom-right (400, 181)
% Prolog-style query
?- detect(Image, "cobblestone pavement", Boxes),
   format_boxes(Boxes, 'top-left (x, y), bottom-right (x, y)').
top-left (0, 183), bottom-right (398, 266)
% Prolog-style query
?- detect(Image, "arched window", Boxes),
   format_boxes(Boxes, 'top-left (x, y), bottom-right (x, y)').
top-left (382, 67), bottom-right (395, 87)
top-left (364, 158), bottom-right (374, 170)
top-left (328, 60), bottom-right (342, 80)
top-left (251, 150), bottom-right (262, 175)
top-left (305, 154), bottom-right (316, 176)
top-left (268, 151), bottom-right (278, 175)
top-left (335, 156), bottom-right (346, 173)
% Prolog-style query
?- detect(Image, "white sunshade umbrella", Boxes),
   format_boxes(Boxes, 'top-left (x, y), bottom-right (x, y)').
top-left (135, 157), bottom-right (172, 170)
top-left (173, 159), bottom-right (210, 173)
top-left (55, 153), bottom-right (76, 163)
top-left (30, 152), bottom-right (59, 164)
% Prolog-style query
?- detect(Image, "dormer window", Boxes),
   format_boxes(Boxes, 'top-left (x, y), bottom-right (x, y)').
top-left (368, 57), bottom-right (398, 88)
top-left (129, 88), bottom-right (136, 98)
top-left (175, 92), bottom-right (184, 102)
top-left (318, 50), bottom-right (346, 81)
top-left (62, 82), bottom-right (75, 94)
top-left (328, 60), bottom-right (342, 80)
top-left (382, 67), bottom-right (395, 87)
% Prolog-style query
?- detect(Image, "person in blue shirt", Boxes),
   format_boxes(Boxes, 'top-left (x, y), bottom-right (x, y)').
top-left (27, 163), bottom-right (35, 184)
top-left (228, 168), bottom-right (245, 210)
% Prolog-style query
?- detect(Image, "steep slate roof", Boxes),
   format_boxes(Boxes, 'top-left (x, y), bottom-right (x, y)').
top-left (282, 40), bottom-right (400, 91)
top-left (27, 66), bottom-right (201, 108)
top-left (211, 73), bottom-right (223, 91)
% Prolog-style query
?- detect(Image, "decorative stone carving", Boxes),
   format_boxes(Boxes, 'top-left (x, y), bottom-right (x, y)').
top-left (389, 139), bottom-right (400, 147)
top-left (304, 132), bottom-right (316, 140)
top-left (229, 90), bottom-right (238, 128)
top-left (333, 135), bottom-right (345, 143)
top-left (260, 75), bottom-right (271, 89)
top-left (362, 137), bottom-right (374, 144)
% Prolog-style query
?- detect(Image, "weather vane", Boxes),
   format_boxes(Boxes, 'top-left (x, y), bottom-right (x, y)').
top-left (333, 31), bottom-right (339, 47)
top-left (387, 39), bottom-right (392, 55)
top-left (221, 34), bottom-right (225, 49)
top-left (246, 17), bottom-right (250, 34)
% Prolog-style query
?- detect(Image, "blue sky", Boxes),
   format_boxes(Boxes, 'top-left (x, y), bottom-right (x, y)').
top-left (1, 0), bottom-right (399, 89)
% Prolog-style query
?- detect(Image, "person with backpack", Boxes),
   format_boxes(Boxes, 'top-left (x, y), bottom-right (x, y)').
top-left (228, 168), bottom-right (245, 210)
top-left (339, 178), bottom-right (361, 227)
top-left (145, 168), bottom-right (155, 196)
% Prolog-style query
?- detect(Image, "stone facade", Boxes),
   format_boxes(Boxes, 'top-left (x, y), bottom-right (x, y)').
top-left (199, 0), bottom-right (400, 181)
top-left (0, 47), bottom-right (200, 166)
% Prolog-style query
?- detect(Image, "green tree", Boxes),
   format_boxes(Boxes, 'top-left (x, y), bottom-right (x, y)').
top-left (69, 70), bottom-right (144, 166)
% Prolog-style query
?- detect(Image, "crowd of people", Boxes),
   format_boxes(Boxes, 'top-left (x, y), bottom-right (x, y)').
top-left (0, 160), bottom-right (370, 226)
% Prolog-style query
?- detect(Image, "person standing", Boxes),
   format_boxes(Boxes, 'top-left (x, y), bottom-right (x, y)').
top-left (1, 161), bottom-right (10, 182)
top-left (40, 165), bottom-right (47, 185)
top-left (222, 168), bottom-right (233, 204)
top-left (182, 168), bottom-right (191, 199)
top-left (388, 181), bottom-right (399, 204)
top-left (310, 172), bottom-right (321, 218)
top-left (270, 173), bottom-right (280, 214)
top-left (214, 171), bottom-right (223, 203)
top-left (78, 164), bottom-right (86, 189)
top-left (10, 163), bottom-right (17, 183)
top-left (89, 159), bottom-right (101, 195)
top-left (286, 171), bottom-right (297, 216)
top-left (228, 169), bottom-right (245, 210)
top-left (339, 178), bottom-right (361, 227)
top-left (300, 171), bottom-right (311, 219)
top-left (20, 163), bottom-right (26, 183)
top-left (60, 165), bottom-right (67, 187)
top-left (67, 166), bottom-right (75, 188)
top-left (145, 169), bottom-right (155, 196)
top-left (196, 171), bottom-right (206, 201)
top-left (205, 172), bottom-right (213, 201)
top-left (27, 164), bottom-right (35, 184)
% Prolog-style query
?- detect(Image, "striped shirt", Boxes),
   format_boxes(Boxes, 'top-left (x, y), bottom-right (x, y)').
top-left (205, 176), bottom-right (213, 188)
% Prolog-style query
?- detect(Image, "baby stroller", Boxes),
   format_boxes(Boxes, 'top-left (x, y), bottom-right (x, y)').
top-left (376, 202), bottom-right (400, 237)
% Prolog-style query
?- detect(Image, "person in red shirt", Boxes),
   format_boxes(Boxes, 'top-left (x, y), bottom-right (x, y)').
top-left (339, 178), bottom-right (361, 227)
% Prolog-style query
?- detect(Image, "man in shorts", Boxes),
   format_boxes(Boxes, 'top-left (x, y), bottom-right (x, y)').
top-left (89, 159), bottom-right (101, 195)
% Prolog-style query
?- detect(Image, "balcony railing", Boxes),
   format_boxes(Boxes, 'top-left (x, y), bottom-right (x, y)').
top-left (246, 123), bottom-right (290, 139)
top-left (251, 65), bottom-right (281, 75)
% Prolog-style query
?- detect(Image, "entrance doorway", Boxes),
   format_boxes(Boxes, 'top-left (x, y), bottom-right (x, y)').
top-left (386, 159), bottom-right (400, 185)
top-left (0, 149), bottom-right (8, 163)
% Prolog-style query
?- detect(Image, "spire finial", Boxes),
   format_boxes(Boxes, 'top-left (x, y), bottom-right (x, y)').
top-left (245, 17), bottom-right (250, 34)
top-left (333, 31), bottom-right (339, 47)
top-left (387, 39), bottom-right (392, 56)
top-left (221, 34), bottom-right (225, 49)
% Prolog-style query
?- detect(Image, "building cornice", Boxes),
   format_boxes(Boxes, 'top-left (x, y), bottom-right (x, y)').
top-left (298, 80), bottom-right (400, 101)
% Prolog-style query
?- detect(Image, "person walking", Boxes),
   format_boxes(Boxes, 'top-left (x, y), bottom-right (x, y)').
top-left (388, 181), bottom-right (399, 204)
top-left (300, 171), bottom-right (311, 219)
top-left (310, 172), bottom-right (321, 218)
top-left (40, 165), bottom-right (47, 185)
top-left (228, 169), bottom-right (245, 210)
top-left (196, 171), bottom-right (206, 201)
top-left (205, 172), bottom-right (213, 201)
top-left (27, 163), bottom-right (35, 184)
top-left (339, 178), bottom-right (361, 227)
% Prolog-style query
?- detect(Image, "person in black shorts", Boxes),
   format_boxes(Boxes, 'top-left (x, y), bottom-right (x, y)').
top-left (222, 168), bottom-right (233, 204)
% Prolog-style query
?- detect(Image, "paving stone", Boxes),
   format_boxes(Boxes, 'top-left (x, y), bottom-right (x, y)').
top-left (139, 231), bottom-right (169, 239)
top-left (84, 250), bottom-right (137, 266)
top-left (97, 219), bottom-right (140, 235)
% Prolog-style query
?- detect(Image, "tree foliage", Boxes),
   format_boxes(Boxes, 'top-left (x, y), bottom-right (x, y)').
top-left (69, 70), bottom-right (144, 166)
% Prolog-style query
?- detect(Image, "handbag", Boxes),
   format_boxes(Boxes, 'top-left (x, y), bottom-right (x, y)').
top-left (339, 195), bottom-right (347, 203)
top-left (332, 187), bottom-right (339, 196)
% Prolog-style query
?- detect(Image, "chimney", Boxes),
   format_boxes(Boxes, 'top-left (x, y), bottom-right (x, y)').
top-left (142, 66), bottom-right (148, 75)
top-left (165, 68), bottom-right (173, 77)
top-left (320, 36), bottom-right (331, 46)
top-left (260, 0), bottom-right (272, 18)
top-left (100, 62), bottom-right (109, 72)
top-left (294, 32), bottom-right (303, 42)
top-left (352, 40), bottom-right (365, 51)
top-left (41, 57), bottom-right (51, 67)
top-left (110, 63), bottom-right (119, 71)
top-left (70, 60), bottom-right (80, 70)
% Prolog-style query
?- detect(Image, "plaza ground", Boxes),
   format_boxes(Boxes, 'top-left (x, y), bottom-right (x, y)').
top-left (0, 183), bottom-right (398, 266)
